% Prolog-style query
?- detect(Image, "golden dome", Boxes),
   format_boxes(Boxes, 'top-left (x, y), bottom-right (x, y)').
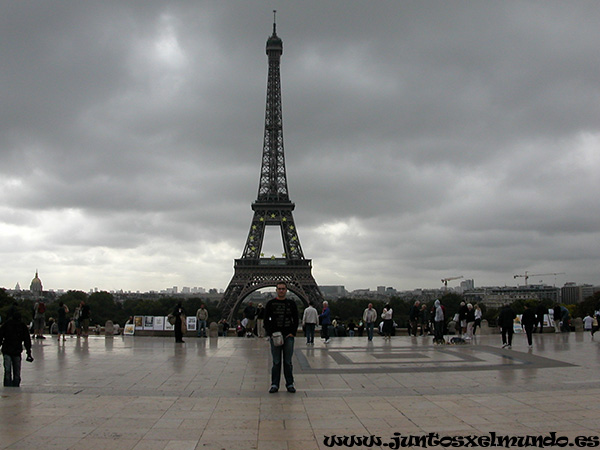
top-left (30, 270), bottom-right (43, 293)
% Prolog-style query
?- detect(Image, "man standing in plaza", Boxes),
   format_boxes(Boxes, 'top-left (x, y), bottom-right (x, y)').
top-left (196, 304), bottom-right (208, 338)
top-left (0, 310), bottom-right (33, 387)
top-left (243, 302), bottom-right (257, 337)
top-left (362, 303), bottom-right (377, 341)
top-left (458, 301), bottom-right (468, 338)
top-left (319, 301), bottom-right (332, 344)
top-left (433, 299), bottom-right (445, 344)
top-left (302, 301), bottom-right (318, 345)
top-left (79, 300), bottom-right (91, 338)
top-left (256, 303), bottom-right (266, 338)
top-left (408, 300), bottom-right (420, 336)
top-left (33, 300), bottom-right (46, 339)
top-left (264, 282), bottom-right (298, 393)
top-left (535, 302), bottom-right (548, 333)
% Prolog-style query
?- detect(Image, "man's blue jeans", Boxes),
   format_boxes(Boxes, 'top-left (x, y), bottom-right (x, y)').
top-left (305, 323), bottom-right (315, 344)
top-left (270, 335), bottom-right (294, 388)
top-left (197, 320), bottom-right (207, 337)
top-left (366, 322), bottom-right (375, 340)
top-left (3, 354), bottom-right (22, 387)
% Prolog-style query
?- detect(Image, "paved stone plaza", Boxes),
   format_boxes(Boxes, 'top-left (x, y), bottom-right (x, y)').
top-left (1, 332), bottom-right (599, 449)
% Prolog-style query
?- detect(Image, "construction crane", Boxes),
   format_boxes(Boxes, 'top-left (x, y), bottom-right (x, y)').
top-left (513, 271), bottom-right (565, 286)
top-left (441, 276), bottom-right (463, 290)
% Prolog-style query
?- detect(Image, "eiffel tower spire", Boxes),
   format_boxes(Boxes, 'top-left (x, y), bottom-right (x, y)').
top-left (219, 17), bottom-right (324, 323)
top-left (258, 11), bottom-right (288, 203)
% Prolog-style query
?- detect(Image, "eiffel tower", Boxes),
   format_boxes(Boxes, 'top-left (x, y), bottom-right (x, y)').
top-left (219, 15), bottom-right (324, 323)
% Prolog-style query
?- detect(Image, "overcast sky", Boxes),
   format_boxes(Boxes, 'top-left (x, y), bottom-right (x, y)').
top-left (2, 1), bottom-right (599, 293)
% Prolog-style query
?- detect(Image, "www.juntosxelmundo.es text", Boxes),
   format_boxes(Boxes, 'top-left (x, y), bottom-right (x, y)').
top-left (323, 432), bottom-right (600, 448)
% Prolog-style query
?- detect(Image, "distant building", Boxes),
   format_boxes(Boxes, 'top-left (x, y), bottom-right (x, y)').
top-left (319, 285), bottom-right (347, 299)
top-left (460, 279), bottom-right (475, 291)
top-left (30, 271), bottom-right (43, 296)
top-left (464, 284), bottom-right (560, 309)
top-left (561, 283), bottom-right (594, 305)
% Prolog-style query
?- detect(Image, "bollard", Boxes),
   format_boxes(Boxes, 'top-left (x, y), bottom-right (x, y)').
top-left (209, 321), bottom-right (219, 338)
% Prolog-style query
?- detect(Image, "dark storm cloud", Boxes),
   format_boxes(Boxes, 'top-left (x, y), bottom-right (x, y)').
top-left (1, 1), bottom-right (599, 291)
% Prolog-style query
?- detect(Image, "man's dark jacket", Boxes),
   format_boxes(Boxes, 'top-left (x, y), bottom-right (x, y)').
top-left (264, 298), bottom-right (298, 337)
top-left (0, 318), bottom-right (32, 356)
top-left (498, 306), bottom-right (516, 329)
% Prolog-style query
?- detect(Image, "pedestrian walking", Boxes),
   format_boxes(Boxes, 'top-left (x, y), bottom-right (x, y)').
top-left (499, 304), bottom-right (516, 349)
top-left (521, 304), bottom-right (536, 348)
top-left (0, 310), bottom-right (33, 387)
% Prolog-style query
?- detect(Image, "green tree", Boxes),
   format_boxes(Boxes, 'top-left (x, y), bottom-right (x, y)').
top-left (58, 290), bottom-right (88, 313)
top-left (86, 291), bottom-right (124, 326)
top-left (0, 288), bottom-right (18, 322)
top-left (574, 292), bottom-right (600, 318)
top-left (440, 292), bottom-right (465, 319)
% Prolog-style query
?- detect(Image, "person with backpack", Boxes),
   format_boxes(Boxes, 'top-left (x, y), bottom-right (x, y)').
top-left (33, 300), bottom-right (46, 339)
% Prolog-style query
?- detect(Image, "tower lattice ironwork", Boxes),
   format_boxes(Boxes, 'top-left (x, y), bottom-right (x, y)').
top-left (219, 17), bottom-right (324, 323)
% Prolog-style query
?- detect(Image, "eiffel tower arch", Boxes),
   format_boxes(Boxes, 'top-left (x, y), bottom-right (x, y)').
top-left (219, 16), bottom-right (324, 324)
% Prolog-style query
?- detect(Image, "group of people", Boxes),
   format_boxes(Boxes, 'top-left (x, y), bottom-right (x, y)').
top-left (454, 302), bottom-right (483, 340)
top-left (407, 299), bottom-right (447, 345)
top-left (583, 309), bottom-right (600, 335)
top-left (239, 302), bottom-right (266, 338)
top-left (497, 302), bottom-right (594, 349)
top-left (170, 302), bottom-right (215, 342)
top-left (300, 300), bottom-right (332, 344)
top-left (32, 300), bottom-right (90, 341)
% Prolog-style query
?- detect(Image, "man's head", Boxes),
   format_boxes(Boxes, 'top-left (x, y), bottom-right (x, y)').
top-left (368, 303), bottom-right (373, 309)
top-left (276, 282), bottom-right (287, 300)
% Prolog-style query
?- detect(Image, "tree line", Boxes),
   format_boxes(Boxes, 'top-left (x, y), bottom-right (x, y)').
top-left (1, 288), bottom-right (598, 329)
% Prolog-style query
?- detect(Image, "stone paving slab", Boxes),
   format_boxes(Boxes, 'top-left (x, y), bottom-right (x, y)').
top-left (1, 332), bottom-right (599, 449)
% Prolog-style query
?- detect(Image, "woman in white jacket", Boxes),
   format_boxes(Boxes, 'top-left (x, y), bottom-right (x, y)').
top-left (381, 304), bottom-right (393, 340)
